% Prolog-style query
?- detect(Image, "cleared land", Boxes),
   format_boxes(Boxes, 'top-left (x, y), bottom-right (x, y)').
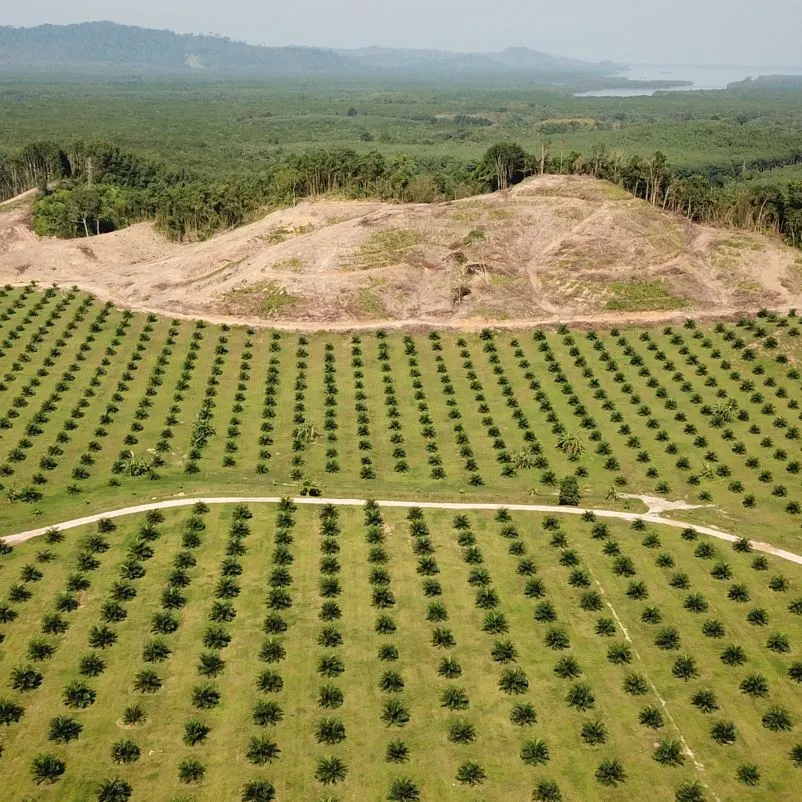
top-left (1, 176), bottom-right (799, 326)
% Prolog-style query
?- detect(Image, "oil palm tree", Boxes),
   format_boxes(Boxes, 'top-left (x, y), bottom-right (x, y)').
top-left (387, 777), bottom-right (420, 801)
top-left (178, 758), bottom-right (205, 784)
top-left (48, 715), bottom-right (82, 743)
top-left (241, 779), bottom-right (276, 801)
top-left (520, 738), bottom-right (550, 765)
top-left (246, 735), bottom-right (281, 765)
top-left (456, 760), bottom-right (486, 785)
top-left (315, 755), bottom-right (347, 785)
top-left (595, 758), bottom-right (626, 787)
top-left (96, 777), bottom-right (133, 802)
top-left (31, 753), bottom-right (65, 785)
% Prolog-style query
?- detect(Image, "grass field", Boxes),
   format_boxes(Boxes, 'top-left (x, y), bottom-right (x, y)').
top-left (3, 285), bottom-right (802, 548)
top-left (3, 284), bottom-right (802, 799)
top-left (1, 502), bottom-right (801, 800)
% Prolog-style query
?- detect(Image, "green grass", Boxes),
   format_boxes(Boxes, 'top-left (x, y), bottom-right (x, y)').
top-left (4, 287), bottom-right (802, 552)
top-left (605, 281), bottom-right (689, 312)
top-left (3, 286), bottom-right (802, 798)
top-left (219, 281), bottom-right (299, 317)
top-left (0, 502), bottom-right (800, 799)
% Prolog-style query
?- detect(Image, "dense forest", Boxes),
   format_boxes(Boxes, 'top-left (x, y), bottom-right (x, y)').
top-left (3, 137), bottom-right (802, 247)
top-left (3, 72), bottom-right (802, 247)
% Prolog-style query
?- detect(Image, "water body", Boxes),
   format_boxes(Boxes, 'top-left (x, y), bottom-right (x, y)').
top-left (576, 64), bottom-right (802, 97)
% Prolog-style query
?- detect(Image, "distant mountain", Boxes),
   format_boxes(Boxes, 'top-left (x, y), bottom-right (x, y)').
top-left (0, 22), bottom-right (617, 77)
top-left (338, 45), bottom-right (617, 74)
top-left (0, 22), bottom-right (362, 75)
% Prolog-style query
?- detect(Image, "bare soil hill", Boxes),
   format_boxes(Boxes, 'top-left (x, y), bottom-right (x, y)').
top-left (2, 175), bottom-right (801, 328)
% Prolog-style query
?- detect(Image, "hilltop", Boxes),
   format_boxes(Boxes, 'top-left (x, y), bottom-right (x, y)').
top-left (1, 175), bottom-right (799, 328)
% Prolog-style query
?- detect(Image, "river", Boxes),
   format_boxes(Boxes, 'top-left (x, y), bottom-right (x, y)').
top-left (576, 64), bottom-right (802, 97)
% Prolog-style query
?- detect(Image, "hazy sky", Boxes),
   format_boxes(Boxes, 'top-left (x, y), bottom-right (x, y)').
top-left (5, 0), bottom-right (801, 66)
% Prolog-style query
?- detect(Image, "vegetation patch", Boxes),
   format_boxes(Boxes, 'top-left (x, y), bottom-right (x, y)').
top-left (605, 280), bottom-right (688, 311)
top-left (220, 281), bottom-right (298, 317)
top-left (343, 228), bottom-right (422, 270)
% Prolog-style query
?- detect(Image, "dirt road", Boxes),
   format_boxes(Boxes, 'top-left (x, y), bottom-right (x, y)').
top-left (5, 496), bottom-right (802, 566)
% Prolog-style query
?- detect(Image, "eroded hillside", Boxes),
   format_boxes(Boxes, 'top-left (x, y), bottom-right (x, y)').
top-left (1, 175), bottom-right (800, 327)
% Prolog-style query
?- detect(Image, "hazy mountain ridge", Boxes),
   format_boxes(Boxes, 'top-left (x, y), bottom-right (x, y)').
top-left (0, 21), bottom-right (362, 74)
top-left (0, 21), bottom-right (616, 75)
top-left (340, 45), bottom-right (616, 73)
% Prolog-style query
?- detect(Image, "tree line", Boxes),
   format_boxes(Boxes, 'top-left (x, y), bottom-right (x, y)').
top-left (2, 138), bottom-right (802, 247)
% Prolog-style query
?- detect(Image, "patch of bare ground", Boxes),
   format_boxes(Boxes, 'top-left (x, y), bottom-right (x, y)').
top-left (1, 174), bottom-right (801, 328)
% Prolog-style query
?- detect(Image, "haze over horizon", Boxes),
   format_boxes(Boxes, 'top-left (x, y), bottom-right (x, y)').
top-left (4, 0), bottom-right (801, 68)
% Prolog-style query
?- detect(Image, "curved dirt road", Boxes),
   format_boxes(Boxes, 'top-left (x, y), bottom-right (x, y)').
top-left (4, 496), bottom-right (802, 566)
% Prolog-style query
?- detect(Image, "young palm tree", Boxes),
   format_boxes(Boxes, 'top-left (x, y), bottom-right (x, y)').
top-left (456, 760), bottom-right (486, 786)
top-left (381, 698), bottom-right (410, 727)
top-left (11, 664), bottom-right (43, 692)
top-left (672, 655), bottom-right (699, 681)
top-left (607, 643), bottom-right (632, 664)
top-left (520, 738), bottom-right (550, 765)
top-left (88, 625), bottom-right (117, 649)
top-left (595, 617), bottom-right (617, 636)
top-left (385, 739), bottom-right (409, 763)
top-left (246, 735), bottom-right (281, 765)
top-left (739, 673), bottom-right (769, 698)
top-left (580, 721), bottom-right (608, 745)
top-left (183, 719), bottom-right (210, 746)
top-left (0, 699), bottom-right (24, 725)
top-left (509, 702), bottom-right (537, 726)
top-left (178, 758), bottom-right (206, 784)
top-left (133, 669), bottom-right (162, 694)
top-left (448, 719), bottom-right (476, 744)
top-left (110, 739), bottom-right (140, 764)
top-left (122, 704), bottom-right (145, 726)
top-left (621, 672), bottom-right (648, 695)
top-left (565, 683), bottom-right (595, 711)
top-left (252, 700), bottom-right (284, 726)
top-left (387, 777), bottom-right (420, 801)
top-left (736, 764), bottom-right (760, 786)
top-left (557, 432), bottom-right (585, 459)
top-left (720, 645), bottom-right (747, 666)
top-left (762, 707), bottom-right (793, 732)
top-left (639, 706), bottom-right (664, 729)
top-left (315, 718), bottom-right (346, 745)
top-left (31, 753), bottom-right (66, 785)
top-left (315, 755), bottom-right (347, 785)
top-left (595, 758), bottom-right (626, 787)
top-left (241, 779), bottom-right (276, 802)
top-left (376, 670), bottom-right (402, 693)
top-left (553, 656), bottom-right (582, 680)
top-left (96, 777), bottom-right (133, 802)
top-left (316, 685), bottom-right (343, 709)
top-left (439, 685), bottom-right (469, 710)
top-left (691, 690), bottom-right (719, 713)
top-left (63, 680), bottom-right (96, 709)
top-left (674, 781), bottom-right (706, 802)
top-left (498, 667), bottom-right (529, 695)
top-left (533, 780), bottom-right (563, 801)
top-left (710, 720), bottom-right (737, 744)
top-left (48, 716), bottom-right (82, 744)
top-left (653, 738), bottom-right (685, 767)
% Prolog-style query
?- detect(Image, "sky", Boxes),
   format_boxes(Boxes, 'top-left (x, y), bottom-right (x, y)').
top-left (4, 0), bottom-right (802, 67)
